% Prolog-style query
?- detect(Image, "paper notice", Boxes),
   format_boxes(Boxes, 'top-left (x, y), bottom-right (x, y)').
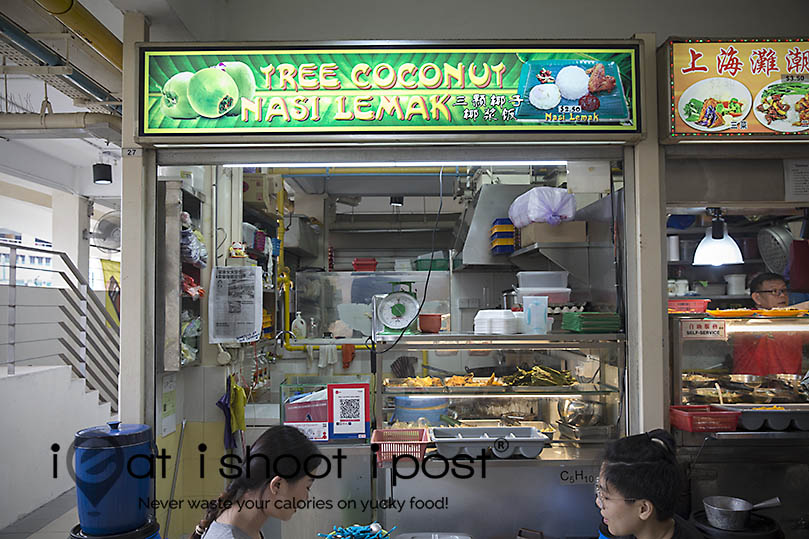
top-left (784, 160), bottom-right (809, 202)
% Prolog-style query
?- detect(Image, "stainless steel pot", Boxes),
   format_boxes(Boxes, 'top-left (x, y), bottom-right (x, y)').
top-left (557, 399), bottom-right (604, 427)
top-left (703, 496), bottom-right (781, 531)
top-left (502, 290), bottom-right (518, 310)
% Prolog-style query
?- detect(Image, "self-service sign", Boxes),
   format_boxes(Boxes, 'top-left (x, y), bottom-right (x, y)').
top-left (681, 320), bottom-right (726, 340)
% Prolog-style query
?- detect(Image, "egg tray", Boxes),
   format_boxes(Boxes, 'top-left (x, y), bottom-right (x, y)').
top-left (713, 404), bottom-right (809, 431)
top-left (430, 426), bottom-right (549, 459)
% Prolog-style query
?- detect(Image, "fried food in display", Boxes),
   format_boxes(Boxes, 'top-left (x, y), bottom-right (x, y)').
top-left (585, 63), bottom-right (616, 93)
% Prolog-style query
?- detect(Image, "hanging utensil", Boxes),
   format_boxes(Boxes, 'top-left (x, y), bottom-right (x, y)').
top-left (758, 225), bottom-right (793, 273)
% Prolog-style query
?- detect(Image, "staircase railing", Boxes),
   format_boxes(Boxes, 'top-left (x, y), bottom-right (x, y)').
top-left (0, 241), bottom-right (119, 412)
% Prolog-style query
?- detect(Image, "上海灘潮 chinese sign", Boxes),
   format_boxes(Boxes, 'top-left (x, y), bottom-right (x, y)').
top-left (669, 39), bottom-right (809, 137)
top-left (140, 45), bottom-right (639, 136)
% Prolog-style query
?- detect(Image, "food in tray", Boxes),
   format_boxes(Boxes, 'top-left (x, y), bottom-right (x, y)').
top-left (586, 63), bottom-right (616, 94)
top-left (756, 94), bottom-right (790, 124)
top-left (794, 93), bottom-right (809, 126)
top-left (384, 376), bottom-right (442, 387)
top-left (502, 365), bottom-right (576, 387)
top-left (682, 373), bottom-right (718, 384)
top-left (753, 81), bottom-right (809, 132)
top-left (535, 68), bottom-right (554, 84)
top-left (753, 308), bottom-right (809, 317)
top-left (445, 373), bottom-right (504, 387)
top-left (678, 77), bottom-right (751, 132)
top-left (529, 83), bottom-right (561, 110)
top-left (706, 308), bottom-right (756, 317)
top-left (753, 405), bottom-right (786, 410)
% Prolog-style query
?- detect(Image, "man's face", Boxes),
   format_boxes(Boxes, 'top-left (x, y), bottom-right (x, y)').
top-left (752, 279), bottom-right (789, 309)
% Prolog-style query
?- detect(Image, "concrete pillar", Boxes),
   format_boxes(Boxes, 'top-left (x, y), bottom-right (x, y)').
top-left (119, 12), bottom-right (149, 423)
top-left (625, 33), bottom-right (667, 432)
top-left (50, 191), bottom-right (90, 279)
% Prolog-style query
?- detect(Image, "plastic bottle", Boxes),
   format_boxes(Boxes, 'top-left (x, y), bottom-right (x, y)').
top-left (291, 311), bottom-right (307, 339)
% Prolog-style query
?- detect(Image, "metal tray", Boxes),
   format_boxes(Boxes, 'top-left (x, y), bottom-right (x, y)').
top-left (713, 404), bottom-right (809, 431)
top-left (556, 420), bottom-right (616, 440)
top-left (430, 426), bottom-right (549, 459)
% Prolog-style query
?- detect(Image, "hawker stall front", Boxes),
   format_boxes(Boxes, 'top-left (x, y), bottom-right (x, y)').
top-left (128, 38), bottom-right (666, 539)
top-left (660, 38), bottom-right (809, 538)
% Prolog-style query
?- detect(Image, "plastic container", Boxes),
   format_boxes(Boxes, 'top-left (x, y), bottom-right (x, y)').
top-left (392, 396), bottom-right (448, 426)
top-left (352, 257), bottom-right (377, 271)
top-left (370, 428), bottom-right (430, 466)
top-left (418, 313), bottom-right (442, 333)
top-left (516, 287), bottom-right (571, 305)
top-left (517, 271), bottom-right (569, 288)
top-left (431, 426), bottom-right (549, 458)
top-left (669, 405), bottom-right (740, 432)
top-left (74, 422), bottom-right (153, 536)
top-left (668, 299), bottom-right (710, 313)
top-left (523, 296), bottom-right (549, 334)
top-left (725, 274), bottom-right (747, 296)
top-left (291, 312), bottom-right (307, 339)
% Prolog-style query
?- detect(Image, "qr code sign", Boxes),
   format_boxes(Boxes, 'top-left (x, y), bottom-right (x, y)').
top-left (338, 397), bottom-right (361, 421)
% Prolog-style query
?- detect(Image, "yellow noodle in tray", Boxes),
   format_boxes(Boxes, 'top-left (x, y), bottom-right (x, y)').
top-left (753, 308), bottom-right (809, 317)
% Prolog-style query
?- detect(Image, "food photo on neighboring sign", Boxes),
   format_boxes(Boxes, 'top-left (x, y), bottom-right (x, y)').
top-left (668, 39), bottom-right (809, 137)
top-left (139, 45), bottom-right (639, 136)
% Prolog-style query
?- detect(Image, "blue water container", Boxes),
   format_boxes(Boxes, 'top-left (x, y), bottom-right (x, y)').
top-left (75, 421), bottom-right (153, 535)
top-left (71, 517), bottom-right (160, 539)
top-left (392, 396), bottom-right (449, 426)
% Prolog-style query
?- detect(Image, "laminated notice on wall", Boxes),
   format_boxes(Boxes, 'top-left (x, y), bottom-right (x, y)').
top-left (208, 266), bottom-right (262, 343)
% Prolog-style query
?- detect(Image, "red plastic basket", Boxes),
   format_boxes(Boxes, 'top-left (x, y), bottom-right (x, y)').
top-left (668, 299), bottom-right (710, 313)
top-left (670, 405), bottom-right (740, 432)
top-left (352, 257), bottom-right (378, 271)
top-left (370, 428), bottom-right (429, 466)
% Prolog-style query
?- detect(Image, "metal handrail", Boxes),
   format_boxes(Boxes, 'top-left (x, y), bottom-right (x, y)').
top-left (0, 241), bottom-right (119, 332)
top-left (1, 241), bottom-right (119, 410)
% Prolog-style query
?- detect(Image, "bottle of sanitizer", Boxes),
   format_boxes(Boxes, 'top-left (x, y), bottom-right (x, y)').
top-left (291, 311), bottom-right (307, 339)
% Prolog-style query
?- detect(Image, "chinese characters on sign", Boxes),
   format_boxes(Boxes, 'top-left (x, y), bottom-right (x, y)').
top-left (671, 40), bottom-right (809, 137)
top-left (681, 320), bottom-right (727, 340)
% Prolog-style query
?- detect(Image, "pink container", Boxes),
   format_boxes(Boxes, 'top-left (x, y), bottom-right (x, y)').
top-left (516, 287), bottom-right (571, 305)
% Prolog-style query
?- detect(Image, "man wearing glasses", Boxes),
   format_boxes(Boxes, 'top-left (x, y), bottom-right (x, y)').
top-left (732, 272), bottom-right (807, 375)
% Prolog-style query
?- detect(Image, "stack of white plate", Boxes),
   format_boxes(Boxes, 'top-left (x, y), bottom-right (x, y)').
top-left (474, 309), bottom-right (518, 334)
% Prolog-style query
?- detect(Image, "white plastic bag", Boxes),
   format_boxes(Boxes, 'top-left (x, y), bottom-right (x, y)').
top-left (508, 187), bottom-right (577, 228)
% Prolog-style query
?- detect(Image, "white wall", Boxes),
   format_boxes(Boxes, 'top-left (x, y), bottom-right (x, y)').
top-left (0, 366), bottom-right (111, 529)
top-left (0, 194), bottom-right (53, 243)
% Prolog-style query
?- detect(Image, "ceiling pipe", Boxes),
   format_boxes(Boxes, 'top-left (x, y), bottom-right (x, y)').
top-left (0, 111), bottom-right (121, 130)
top-left (32, 0), bottom-right (123, 71)
top-left (0, 14), bottom-right (119, 112)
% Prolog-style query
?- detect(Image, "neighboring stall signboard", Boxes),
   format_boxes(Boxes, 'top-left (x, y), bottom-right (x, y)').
top-left (666, 39), bottom-right (809, 138)
top-left (139, 44), bottom-right (639, 137)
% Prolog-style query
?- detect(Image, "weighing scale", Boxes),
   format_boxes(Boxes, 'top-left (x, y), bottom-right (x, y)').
top-left (376, 281), bottom-right (420, 334)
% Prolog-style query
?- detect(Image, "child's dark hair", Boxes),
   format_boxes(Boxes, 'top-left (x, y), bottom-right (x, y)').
top-left (602, 429), bottom-right (680, 521)
top-left (191, 425), bottom-right (321, 539)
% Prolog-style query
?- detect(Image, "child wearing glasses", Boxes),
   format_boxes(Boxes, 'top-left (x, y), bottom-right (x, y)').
top-left (596, 430), bottom-right (701, 539)
top-left (732, 272), bottom-right (808, 375)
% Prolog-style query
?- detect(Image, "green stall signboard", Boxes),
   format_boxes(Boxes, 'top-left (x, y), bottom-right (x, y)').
top-left (139, 45), bottom-right (640, 136)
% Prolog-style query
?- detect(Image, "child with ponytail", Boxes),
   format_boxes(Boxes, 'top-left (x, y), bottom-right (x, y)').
top-left (191, 425), bottom-right (321, 539)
